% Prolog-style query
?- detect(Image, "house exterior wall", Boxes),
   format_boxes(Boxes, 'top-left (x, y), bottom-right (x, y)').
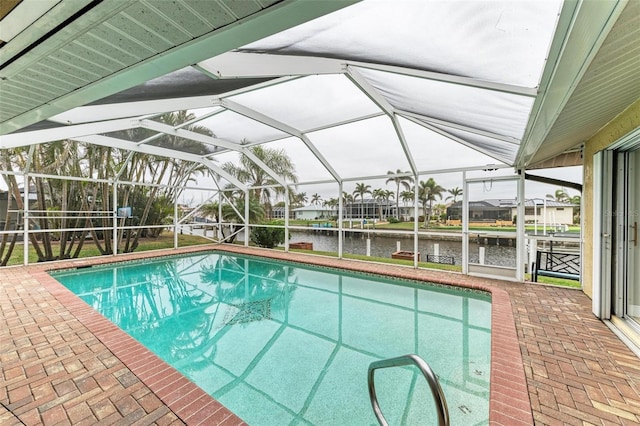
top-left (295, 210), bottom-right (324, 220)
top-left (517, 206), bottom-right (574, 225)
top-left (582, 98), bottom-right (640, 299)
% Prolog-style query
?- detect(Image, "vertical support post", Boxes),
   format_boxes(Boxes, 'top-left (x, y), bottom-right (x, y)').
top-left (529, 237), bottom-right (537, 274)
top-left (338, 182), bottom-right (344, 258)
top-left (543, 198), bottom-right (547, 235)
top-left (174, 197), bottom-right (179, 249)
top-left (284, 186), bottom-right (289, 252)
top-left (112, 182), bottom-right (118, 256)
top-left (413, 175), bottom-right (419, 268)
top-left (244, 190), bottom-right (250, 247)
top-left (23, 173), bottom-right (29, 266)
top-left (366, 238), bottom-right (371, 256)
top-left (218, 191), bottom-right (223, 241)
top-left (462, 171), bottom-right (469, 274)
top-left (516, 170), bottom-right (526, 281)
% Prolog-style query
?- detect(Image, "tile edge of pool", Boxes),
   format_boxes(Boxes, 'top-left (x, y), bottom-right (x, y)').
top-left (35, 244), bottom-right (531, 425)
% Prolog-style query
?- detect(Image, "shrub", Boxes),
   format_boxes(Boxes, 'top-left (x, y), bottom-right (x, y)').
top-left (388, 217), bottom-right (400, 223)
top-left (251, 226), bottom-right (286, 248)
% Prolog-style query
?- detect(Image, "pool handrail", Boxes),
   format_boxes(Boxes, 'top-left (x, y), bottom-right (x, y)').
top-left (368, 353), bottom-right (450, 426)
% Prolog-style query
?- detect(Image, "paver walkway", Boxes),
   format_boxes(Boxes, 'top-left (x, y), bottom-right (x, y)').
top-left (1, 244), bottom-right (639, 425)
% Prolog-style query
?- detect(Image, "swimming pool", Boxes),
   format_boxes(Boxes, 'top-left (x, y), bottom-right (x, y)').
top-left (51, 251), bottom-right (491, 425)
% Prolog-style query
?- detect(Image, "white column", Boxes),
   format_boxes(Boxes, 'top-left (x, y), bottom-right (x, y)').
top-left (284, 186), bottom-right (289, 251)
top-left (413, 175), bottom-right (419, 268)
top-left (528, 237), bottom-right (537, 274)
top-left (244, 190), bottom-right (250, 246)
top-left (174, 198), bottom-right (179, 249)
top-left (218, 192), bottom-right (223, 241)
top-left (543, 198), bottom-right (547, 235)
top-left (112, 182), bottom-right (118, 256)
top-left (479, 246), bottom-right (486, 265)
top-left (23, 173), bottom-right (29, 266)
top-left (516, 170), bottom-right (526, 281)
top-left (462, 172), bottom-right (469, 274)
top-left (338, 182), bottom-right (344, 258)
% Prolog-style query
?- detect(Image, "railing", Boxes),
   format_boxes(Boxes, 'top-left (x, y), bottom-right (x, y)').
top-left (533, 250), bottom-right (580, 281)
top-left (425, 254), bottom-right (455, 265)
top-left (368, 354), bottom-right (449, 426)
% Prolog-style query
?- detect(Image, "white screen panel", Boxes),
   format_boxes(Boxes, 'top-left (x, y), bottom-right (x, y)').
top-left (228, 75), bottom-right (380, 132)
top-left (198, 110), bottom-right (289, 144)
top-left (428, 123), bottom-right (519, 165)
top-left (306, 116), bottom-right (411, 179)
top-left (240, 0), bottom-right (561, 88)
top-left (399, 118), bottom-right (507, 171)
top-left (357, 68), bottom-right (534, 140)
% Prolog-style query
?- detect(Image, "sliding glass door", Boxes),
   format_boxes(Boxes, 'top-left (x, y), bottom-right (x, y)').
top-left (626, 149), bottom-right (639, 324)
top-left (613, 147), bottom-right (640, 327)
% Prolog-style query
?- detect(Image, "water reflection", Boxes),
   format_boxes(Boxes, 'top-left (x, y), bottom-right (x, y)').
top-left (52, 253), bottom-right (491, 426)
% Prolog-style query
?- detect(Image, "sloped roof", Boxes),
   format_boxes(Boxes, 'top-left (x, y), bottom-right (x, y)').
top-left (292, 205), bottom-right (332, 212)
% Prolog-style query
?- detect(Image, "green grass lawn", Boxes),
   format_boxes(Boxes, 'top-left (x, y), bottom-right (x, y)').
top-left (525, 273), bottom-right (582, 288)
top-left (4, 232), bottom-right (211, 266)
top-left (288, 248), bottom-right (462, 272)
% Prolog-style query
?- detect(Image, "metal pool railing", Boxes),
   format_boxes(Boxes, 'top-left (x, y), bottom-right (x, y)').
top-left (367, 354), bottom-right (450, 426)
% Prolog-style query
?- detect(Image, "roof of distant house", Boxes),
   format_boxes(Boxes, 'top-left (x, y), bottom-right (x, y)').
top-left (293, 205), bottom-right (333, 212)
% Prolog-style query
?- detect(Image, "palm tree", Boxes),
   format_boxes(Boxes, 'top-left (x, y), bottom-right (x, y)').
top-left (292, 192), bottom-right (307, 207)
top-left (222, 145), bottom-right (298, 208)
top-left (199, 201), bottom-right (219, 221)
top-left (546, 188), bottom-right (570, 203)
top-left (446, 187), bottom-right (463, 203)
top-left (570, 194), bottom-right (581, 225)
top-left (353, 183), bottom-right (372, 219)
top-left (311, 193), bottom-right (322, 206)
top-left (372, 188), bottom-right (385, 219)
top-left (324, 198), bottom-right (339, 217)
top-left (383, 190), bottom-right (394, 219)
top-left (220, 196), bottom-right (265, 243)
top-left (418, 178), bottom-right (445, 227)
top-left (342, 191), bottom-right (354, 203)
top-left (401, 190), bottom-right (414, 206)
top-left (386, 169), bottom-right (413, 220)
top-left (341, 192), bottom-right (354, 217)
top-left (433, 203), bottom-right (447, 222)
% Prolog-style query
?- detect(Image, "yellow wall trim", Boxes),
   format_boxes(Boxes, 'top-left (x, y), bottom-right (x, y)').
top-left (583, 98), bottom-right (640, 298)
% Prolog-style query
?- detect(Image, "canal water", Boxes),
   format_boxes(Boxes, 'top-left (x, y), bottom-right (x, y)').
top-left (183, 226), bottom-right (518, 267)
top-left (288, 231), bottom-right (517, 267)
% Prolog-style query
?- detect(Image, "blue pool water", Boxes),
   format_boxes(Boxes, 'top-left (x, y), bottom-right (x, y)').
top-left (51, 252), bottom-right (491, 425)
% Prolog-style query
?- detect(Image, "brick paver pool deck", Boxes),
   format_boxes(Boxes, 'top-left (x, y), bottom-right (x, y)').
top-left (2, 244), bottom-right (640, 425)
